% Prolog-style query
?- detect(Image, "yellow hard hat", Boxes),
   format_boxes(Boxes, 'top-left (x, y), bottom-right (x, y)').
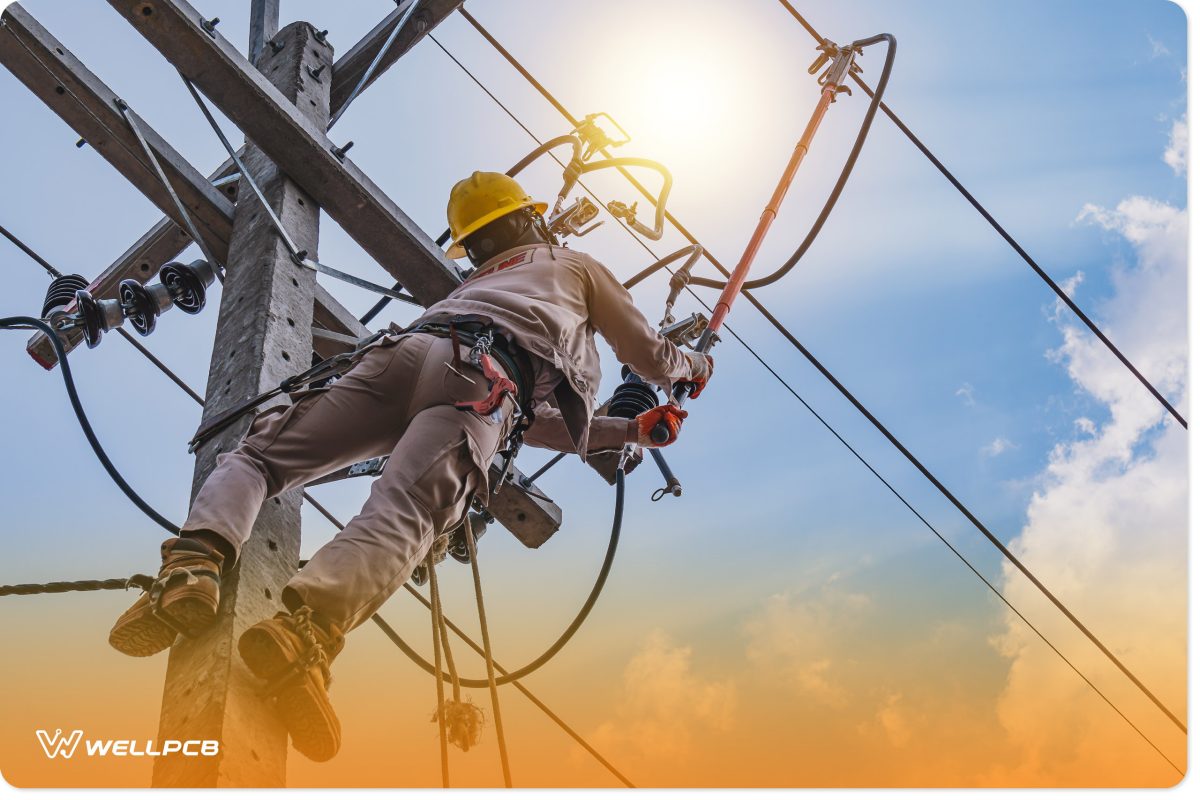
top-left (445, 171), bottom-right (547, 258)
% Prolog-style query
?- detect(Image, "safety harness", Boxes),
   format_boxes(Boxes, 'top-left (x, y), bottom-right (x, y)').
top-left (405, 315), bottom-right (536, 493)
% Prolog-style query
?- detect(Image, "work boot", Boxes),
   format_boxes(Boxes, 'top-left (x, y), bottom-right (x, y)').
top-left (238, 605), bottom-right (346, 762)
top-left (108, 536), bottom-right (225, 657)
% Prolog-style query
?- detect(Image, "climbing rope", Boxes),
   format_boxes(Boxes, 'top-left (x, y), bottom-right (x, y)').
top-left (465, 520), bottom-right (512, 787)
top-left (427, 557), bottom-right (485, 755)
top-left (426, 551), bottom-right (451, 787)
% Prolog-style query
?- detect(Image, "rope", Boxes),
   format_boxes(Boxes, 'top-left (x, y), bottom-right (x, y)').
top-left (445, 7), bottom-right (1189, 745)
top-left (773, 0), bottom-right (1186, 430)
top-left (0, 575), bottom-right (152, 596)
top-left (465, 519), bottom-right (512, 787)
top-left (299, 508), bottom-right (634, 787)
top-left (427, 551), bottom-right (450, 787)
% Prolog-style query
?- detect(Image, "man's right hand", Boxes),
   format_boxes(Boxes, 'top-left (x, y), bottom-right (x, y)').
top-left (635, 404), bottom-right (688, 447)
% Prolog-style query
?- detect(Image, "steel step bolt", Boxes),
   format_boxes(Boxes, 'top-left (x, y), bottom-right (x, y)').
top-left (200, 16), bottom-right (220, 38)
top-left (330, 141), bottom-right (355, 162)
top-left (314, 29), bottom-right (329, 44)
top-left (307, 64), bottom-right (326, 82)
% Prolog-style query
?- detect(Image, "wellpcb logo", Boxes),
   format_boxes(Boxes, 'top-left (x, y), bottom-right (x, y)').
top-left (36, 729), bottom-right (83, 759)
top-left (36, 728), bottom-right (219, 759)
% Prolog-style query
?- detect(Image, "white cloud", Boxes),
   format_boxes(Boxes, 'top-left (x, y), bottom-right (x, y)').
top-left (994, 193), bottom-right (1187, 783)
top-left (955, 382), bottom-right (976, 407)
top-left (591, 630), bottom-right (735, 762)
top-left (742, 582), bottom-right (870, 707)
top-left (875, 692), bottom-right (913, 748)
top-left (981, 437), bottom-right (1015, 457)
top-left (1146, 34), bottom-right (1170, 59)
top-left (1163, 116), bottom-right (1186, 176)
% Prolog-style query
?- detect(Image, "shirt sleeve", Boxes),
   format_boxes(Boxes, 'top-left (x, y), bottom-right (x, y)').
top-left (525, 400), bottom-right (636, 453)
top-left (583, 254), bottom-right (692, 393)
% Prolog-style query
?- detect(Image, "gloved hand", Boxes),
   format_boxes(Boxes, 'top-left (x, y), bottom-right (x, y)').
top-left (635, 404), bottom-right (688, 447)
top-left (684, 351), bottom-right (714, 399)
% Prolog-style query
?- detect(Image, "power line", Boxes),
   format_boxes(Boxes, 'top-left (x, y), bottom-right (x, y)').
top-left (1, 222), bottom-right (62, 279)
top-left (773, 0), bottom-right (1186, 430)
top-left (447, 4), bottom-right (1187, 742)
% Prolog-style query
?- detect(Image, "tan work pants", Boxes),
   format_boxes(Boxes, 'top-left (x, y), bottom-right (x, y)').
top-left (181, 332), bottom-right (514, 631)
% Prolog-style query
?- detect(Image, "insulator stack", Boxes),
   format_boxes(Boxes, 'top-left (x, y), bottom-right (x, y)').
top-left (40, 274), bottom-right (88, 318)
top-left (607, 366), bottom-right (658, 420)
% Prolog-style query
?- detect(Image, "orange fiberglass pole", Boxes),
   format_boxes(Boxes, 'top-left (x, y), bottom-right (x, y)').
top-left (649, 45), bottom-right (859, 442)
top-left (647, 45), bottom-right (859, 442)
top-left (705, 84), bottom-right (837, 337)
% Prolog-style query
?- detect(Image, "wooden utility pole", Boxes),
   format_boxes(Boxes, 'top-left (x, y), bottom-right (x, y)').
top-left (151, 20), bottom-right (330, 788)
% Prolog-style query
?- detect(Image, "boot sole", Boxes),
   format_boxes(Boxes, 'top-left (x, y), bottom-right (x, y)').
top-left (108, 591), bottom-right (217, 658)
top-left (238, 625), bottom-right (341, 762)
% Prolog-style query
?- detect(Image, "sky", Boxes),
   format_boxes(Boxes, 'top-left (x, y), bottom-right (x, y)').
top-left (0, 0), bottom-right (1189, 791)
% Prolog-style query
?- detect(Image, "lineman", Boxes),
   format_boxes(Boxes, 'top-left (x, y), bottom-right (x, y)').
top-left (107, 172), bottom-right (713, 762)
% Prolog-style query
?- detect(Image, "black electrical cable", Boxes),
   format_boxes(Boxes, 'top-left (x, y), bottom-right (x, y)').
top-left (378, 469), bottom-right (625, 689)
top-left (447, 10), bottom-right (1188, 742)
top-left (1, 222), bottom-right (62, 279)
top-left (773, 0), bottom-right (1185, 430)
top-left (1, 316), bottom-right (180, 534)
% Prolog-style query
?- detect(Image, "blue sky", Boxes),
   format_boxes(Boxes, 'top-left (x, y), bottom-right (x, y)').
top-left (0, 0), bottom-right (1189, 787)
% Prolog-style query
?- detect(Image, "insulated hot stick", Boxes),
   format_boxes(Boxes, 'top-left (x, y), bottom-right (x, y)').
top-left (650, 37), bottom-right (879, 444)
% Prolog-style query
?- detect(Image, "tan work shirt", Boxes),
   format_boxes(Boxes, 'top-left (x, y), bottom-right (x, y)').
top-left (412, 242), bottom-right (693, 456)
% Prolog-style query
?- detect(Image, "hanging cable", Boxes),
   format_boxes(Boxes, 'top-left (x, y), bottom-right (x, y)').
top-left (773, 0), bottom-right (1186, 430)
top-left (0, 316), bottom-right (180, 534)
top-left (386, 470), bottom-right (625, 689)
top-left (440, 12), bottom-right (1188, 742)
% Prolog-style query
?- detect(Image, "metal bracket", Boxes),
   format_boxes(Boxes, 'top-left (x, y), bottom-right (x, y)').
top-left (348, 456), bottom-right (388, 477)
top-left (547, 196), bottom-right (604, 239)
top-left (660, 312), bottom-right (709, 346)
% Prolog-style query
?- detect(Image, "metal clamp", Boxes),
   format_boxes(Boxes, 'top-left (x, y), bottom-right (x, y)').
top-left (547, 196), bottom-right (604, 239)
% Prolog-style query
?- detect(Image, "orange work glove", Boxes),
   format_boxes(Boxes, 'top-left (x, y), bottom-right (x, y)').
top-left (635, 404), bottom-right (688, 447)
top-left (683, 351), bottom-right (714, 399)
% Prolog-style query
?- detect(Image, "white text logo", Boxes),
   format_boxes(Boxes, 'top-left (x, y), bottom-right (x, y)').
top-left (35, 729), bottom-right (219, 759)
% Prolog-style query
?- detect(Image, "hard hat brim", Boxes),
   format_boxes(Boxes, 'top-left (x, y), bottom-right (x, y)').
top-left (446, 199), bottom-right (548, 260)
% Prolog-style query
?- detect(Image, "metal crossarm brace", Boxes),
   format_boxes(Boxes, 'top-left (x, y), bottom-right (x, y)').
top-left (107, 0), bottom-right (462, 307)
top-left (329, 0), bottom-right (463, 123)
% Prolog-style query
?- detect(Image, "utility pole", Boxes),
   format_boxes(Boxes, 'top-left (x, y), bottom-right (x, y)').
top-left (151, 19), bottom-right (330, 788)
